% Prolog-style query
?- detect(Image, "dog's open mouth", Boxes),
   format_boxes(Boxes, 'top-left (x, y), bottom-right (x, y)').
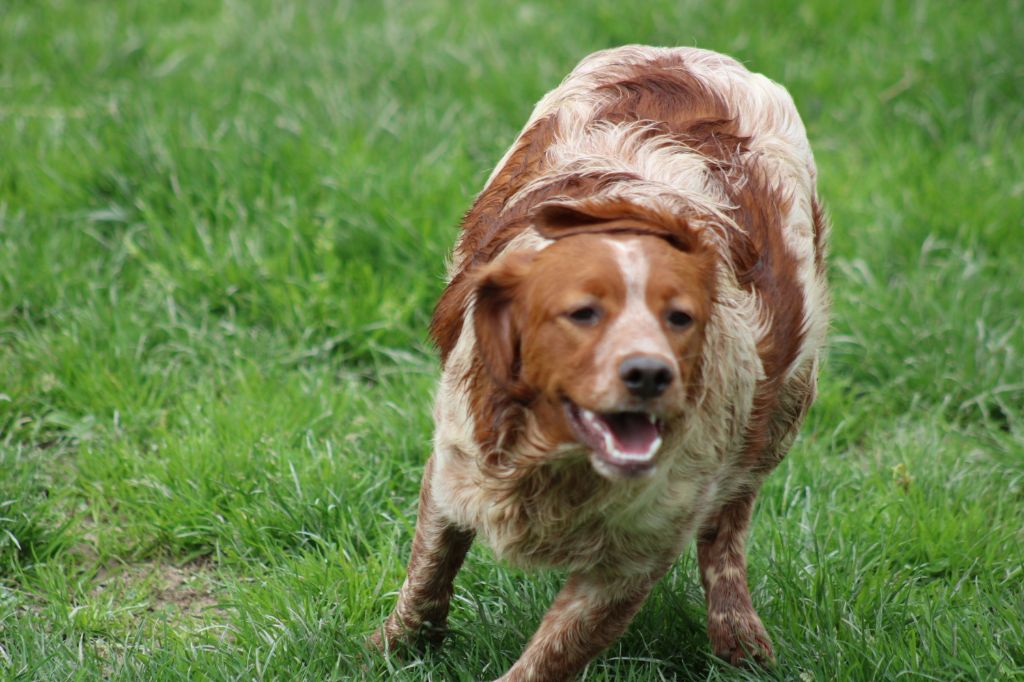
top-left (565, 402), bottom-right (663, 477)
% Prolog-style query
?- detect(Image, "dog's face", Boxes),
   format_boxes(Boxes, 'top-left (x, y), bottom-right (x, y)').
top-left (474, 230), bottom-right (715, 479)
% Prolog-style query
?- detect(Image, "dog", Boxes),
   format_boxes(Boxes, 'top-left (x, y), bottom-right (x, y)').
top-left (372, 45), bottom-right (829, 681)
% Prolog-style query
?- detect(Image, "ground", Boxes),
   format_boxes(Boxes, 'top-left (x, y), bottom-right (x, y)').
top-left (1, 1), bottom-right (1022, 680)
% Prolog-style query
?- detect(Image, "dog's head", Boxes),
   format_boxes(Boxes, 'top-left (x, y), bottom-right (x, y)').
top-left (472, 197), bottom-right (717, 479)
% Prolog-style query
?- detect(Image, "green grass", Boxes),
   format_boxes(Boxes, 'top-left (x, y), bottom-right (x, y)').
top-left (1, 0), bottom-right (1022, 679)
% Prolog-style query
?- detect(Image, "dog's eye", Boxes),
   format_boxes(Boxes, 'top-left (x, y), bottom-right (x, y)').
top-left (666, 310), bottom-right (693, 329)
top-left (567, 305), bottom-right (601, 326)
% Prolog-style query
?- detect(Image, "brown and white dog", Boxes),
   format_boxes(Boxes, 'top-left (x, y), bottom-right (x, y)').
top-left (373, 45), bottom-right (829, 681)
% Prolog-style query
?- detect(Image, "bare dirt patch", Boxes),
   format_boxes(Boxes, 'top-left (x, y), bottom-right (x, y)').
top-left (90, 556), bottom-right (231, 631)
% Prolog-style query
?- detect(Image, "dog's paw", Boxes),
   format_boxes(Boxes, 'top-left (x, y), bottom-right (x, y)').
top-left (366, 626), bottom-right (389, 653)
top-left (707, 608), bottom-right (775, 667)
top-left (367, 614), bottom-right (448, 656)
top-left (367, 616), bottom-right (412, 656)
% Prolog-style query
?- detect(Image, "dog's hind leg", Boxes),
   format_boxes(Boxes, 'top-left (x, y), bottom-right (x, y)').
top-left (696, 491), bottom-right (774, 665)
top-left (371, 455), bottom-right (475, 650)
top-left (496, 570), bottom-right (660, 682)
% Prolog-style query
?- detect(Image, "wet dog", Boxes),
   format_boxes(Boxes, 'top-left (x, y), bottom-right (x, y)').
top-left (373, 45), bottom-right (829, 681)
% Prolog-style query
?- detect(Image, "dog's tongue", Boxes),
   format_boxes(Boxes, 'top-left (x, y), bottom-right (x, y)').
top-left (602, 412), bottom-right (661, 455)
top-left (574, 407), bottom-right (663, 468)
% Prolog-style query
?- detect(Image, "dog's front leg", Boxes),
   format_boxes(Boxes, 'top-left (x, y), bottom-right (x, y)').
top-left (372, 456), bottom-right (475, 650)
top-left (696, 492), bottom-right (773, 665)
top-left (496, 571), bottom-right (657, 682)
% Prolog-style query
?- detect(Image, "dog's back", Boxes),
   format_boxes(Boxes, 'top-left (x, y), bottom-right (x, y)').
top-left (435, 46), bottom-right (827, 371)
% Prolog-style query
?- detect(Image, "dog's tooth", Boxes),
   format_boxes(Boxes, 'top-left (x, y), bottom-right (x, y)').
top-left (604, 432), bottom-right (616, 456)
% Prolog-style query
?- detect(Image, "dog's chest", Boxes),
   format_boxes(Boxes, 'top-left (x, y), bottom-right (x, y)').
top-left (434, 445), bottom-right (728, 576)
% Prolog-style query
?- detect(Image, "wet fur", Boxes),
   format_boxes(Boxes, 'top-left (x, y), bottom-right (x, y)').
top-left (373, 45), bottom-right (829, 681)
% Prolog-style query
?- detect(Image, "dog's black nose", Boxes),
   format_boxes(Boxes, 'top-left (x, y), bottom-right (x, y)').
top-left (619, 356), bottom-right (673, 398)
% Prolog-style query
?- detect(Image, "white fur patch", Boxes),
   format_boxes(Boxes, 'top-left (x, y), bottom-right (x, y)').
top-left (590, 238), bottom-right (678, 405)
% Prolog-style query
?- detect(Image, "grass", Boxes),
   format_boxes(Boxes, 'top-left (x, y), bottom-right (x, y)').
top-left (1, 0), bottom-right (1022, 679)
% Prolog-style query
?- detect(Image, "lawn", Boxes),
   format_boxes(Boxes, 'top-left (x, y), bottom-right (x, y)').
top-left (1, 0), bottom-right (1022, 679)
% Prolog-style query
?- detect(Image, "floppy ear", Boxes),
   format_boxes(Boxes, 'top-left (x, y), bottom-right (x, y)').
top-left (472, 251), bottom-right (535, 391)
top-left (534, 196), bottom-right (703, 253)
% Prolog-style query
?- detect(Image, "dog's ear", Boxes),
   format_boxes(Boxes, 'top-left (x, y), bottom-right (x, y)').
top-left (534, 196), bottom-right (703, 253)
top-left (472, 251), bottom-right (536, 392)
